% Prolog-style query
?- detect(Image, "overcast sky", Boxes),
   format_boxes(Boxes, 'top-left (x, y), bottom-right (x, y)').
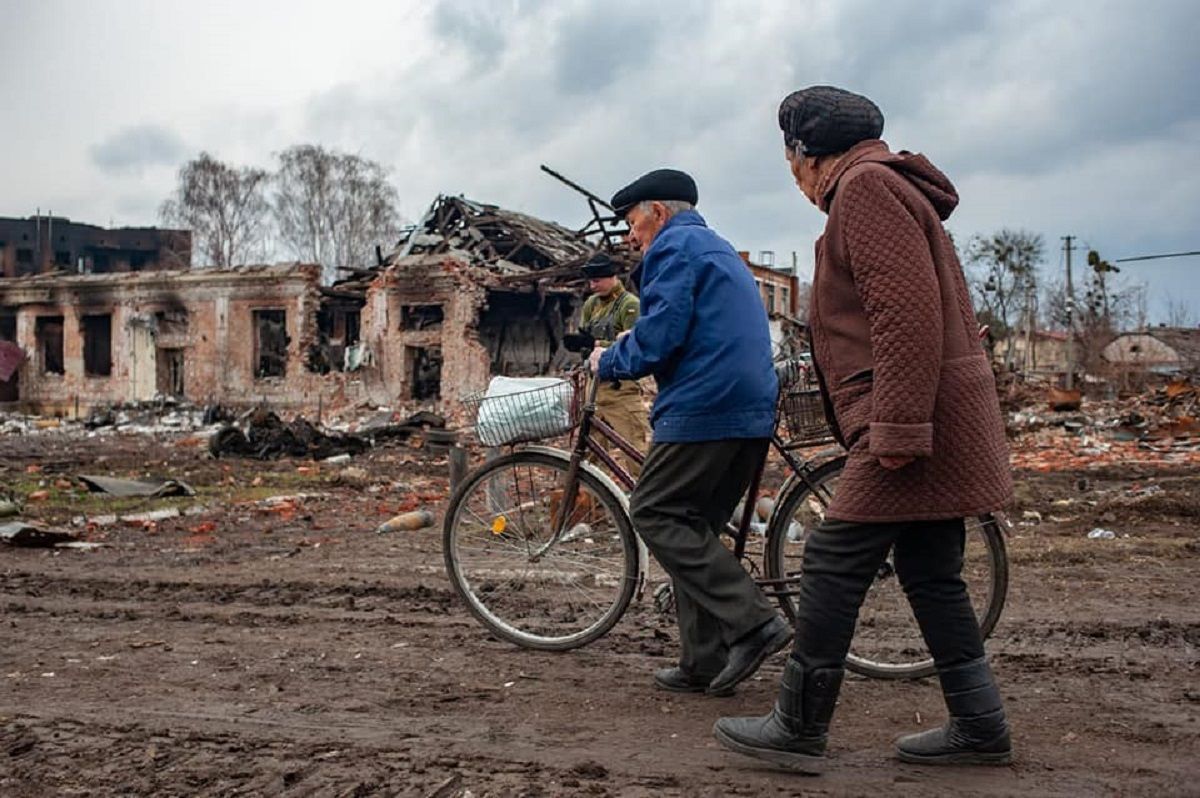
top-left (2, 0), bottom-right (1198, 322)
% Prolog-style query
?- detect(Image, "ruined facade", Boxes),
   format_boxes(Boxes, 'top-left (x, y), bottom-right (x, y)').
top-left (0, 265), bottom-right (331, 412)
top-left (0, 215), bottom-right (191, 279)
top-left (0, 192), bottom-right (621, 415)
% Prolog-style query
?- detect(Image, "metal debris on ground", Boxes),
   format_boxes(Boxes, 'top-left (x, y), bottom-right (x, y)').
top-left (0, 521), bottom-right (78, 548)
top-left (78, 475), bottom-right (196, 498)
top-left (376, 510), bottom-right (436, 534)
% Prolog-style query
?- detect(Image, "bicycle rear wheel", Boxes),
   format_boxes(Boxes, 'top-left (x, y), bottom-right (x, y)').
top-left (763, 456), bottom-right (1008, 680)
top-left (443, 450), bottom-right (638, 650)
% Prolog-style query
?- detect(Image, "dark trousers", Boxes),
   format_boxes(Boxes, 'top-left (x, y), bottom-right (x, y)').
top-left (630, 439), bottom-right (777, 676)
top-left (790, 517), bottom-right (985, 671)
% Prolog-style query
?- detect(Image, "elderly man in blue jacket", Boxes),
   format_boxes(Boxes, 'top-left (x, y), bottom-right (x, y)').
top-left (588, 169), bottom-right (790, 696)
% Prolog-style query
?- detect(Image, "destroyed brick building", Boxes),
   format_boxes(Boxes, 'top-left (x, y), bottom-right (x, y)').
top-left (0, 214), bottom-right (191, 278)
top-left (0, 187), bottom-right (630, 415)
top-left (0, 178), bottom-right (808, 415)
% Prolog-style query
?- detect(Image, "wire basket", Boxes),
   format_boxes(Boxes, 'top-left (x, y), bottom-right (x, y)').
top-left (778, 386), bottom-right (832, 445)
top-left (774, 358), bottom-right (833, 446)
top-left (462, 377), bottom-right (583, 446)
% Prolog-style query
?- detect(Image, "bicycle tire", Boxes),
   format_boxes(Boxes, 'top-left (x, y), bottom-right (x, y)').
top-left (443, 450), bottom-right (639, 651)
top-left (763, 455), bottom-right (1009, 680)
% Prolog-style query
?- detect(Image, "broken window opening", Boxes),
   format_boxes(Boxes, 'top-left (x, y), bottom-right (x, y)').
top-left (129, 252), bottom-right (150, 271)
top-left (766, 285), bottom-right (777, 315)
top-left (82, 314), bottom-right (113, 377)
top-left (35, 316), bottom-right (65, 375)
top-left (91, 253), bottom-right (111, 273)
top-left (479, 292), bottom-right (572, 376)
top-left (16, 248), bottom-right (35, 276)
top-left (344, 310), bottom-right (361, 345)
top-left (310, 306), bottom-right (363, 374)
top-left (402, 304), bottom-right (445, 331)
top-left (157, 348), bottom-right (185, 397)
top-left (408, 346), bottom-right (442, 400)
top-left (0, 312), bottom-right (16, 402)
top-left (253, 309), bottom-right (288, 379)
top-left (154, 309), bottom-right (189, 337)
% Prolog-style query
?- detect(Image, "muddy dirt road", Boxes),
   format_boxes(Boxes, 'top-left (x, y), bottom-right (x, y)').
top-left (2, 432), bottom-right (1198, 796)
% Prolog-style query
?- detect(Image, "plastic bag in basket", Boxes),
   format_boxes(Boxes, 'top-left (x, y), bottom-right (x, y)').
top-left (475, 376), bottom-right (574, 446)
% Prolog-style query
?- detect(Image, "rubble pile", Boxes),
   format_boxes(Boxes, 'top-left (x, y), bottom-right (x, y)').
top-left (1008, 378), bottom-right (1199, 470)
top-left (208, 408), bottom-right (450, 461)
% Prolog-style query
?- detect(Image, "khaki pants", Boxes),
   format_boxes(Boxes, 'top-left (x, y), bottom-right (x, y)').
top-left (594, 380), bottom-right (650, 479)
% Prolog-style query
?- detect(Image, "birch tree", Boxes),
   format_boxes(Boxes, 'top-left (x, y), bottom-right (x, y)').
top-left (160, 153), bottom-right (270, 267)
top-left (273, 145), bottom-right (402, 283)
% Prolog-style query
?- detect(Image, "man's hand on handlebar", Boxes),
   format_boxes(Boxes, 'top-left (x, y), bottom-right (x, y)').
top-left (588, 346), bottom-right (605, 373)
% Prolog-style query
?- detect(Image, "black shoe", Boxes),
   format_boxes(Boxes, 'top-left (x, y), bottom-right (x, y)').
top-left (706, 616), bottom-right (792, 695)
top-left (895, 657), bottom-right (1012, 765)
top-left (654, 667), bottom-right (732, 696)
top-left (713, 659), bottom-right (844, 774)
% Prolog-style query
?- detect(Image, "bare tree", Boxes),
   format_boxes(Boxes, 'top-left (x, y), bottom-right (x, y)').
top-left (273, 145), bottom-right (402, 283)
top-left (160, 153), bottom-right (270, 267)
top-left (965, 229), bottom-right (1044, 366)
top-left (1166, 297), bottom-right (1194, 327)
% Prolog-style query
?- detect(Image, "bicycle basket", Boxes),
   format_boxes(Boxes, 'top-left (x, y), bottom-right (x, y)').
top-left (775, 358), bottom-right (833, 446)
top-left (462, 376), bottom-right (582, 446)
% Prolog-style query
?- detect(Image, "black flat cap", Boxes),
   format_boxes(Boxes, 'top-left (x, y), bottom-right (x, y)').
top-left (610, 169), bottom-right (698, 217)
top-left (777, 86), bottom-right (884, 157)
top-left (581, 252), bottom-right (619, 278)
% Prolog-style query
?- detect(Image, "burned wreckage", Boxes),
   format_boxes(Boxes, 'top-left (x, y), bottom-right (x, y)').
top-left (0, 170), bottom-right (635, 418)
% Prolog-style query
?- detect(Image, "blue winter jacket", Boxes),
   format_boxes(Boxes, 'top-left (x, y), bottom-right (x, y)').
top-left (597, 210), bottom-right (778, 443)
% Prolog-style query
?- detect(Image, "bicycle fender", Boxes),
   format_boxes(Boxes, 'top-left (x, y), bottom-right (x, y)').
top-left (522, 444), bottom-right (650, 602)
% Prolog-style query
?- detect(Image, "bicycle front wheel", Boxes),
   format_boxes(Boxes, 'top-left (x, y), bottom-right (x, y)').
top-left (764, 456), bottom-right (1009, 680)
top-left (443, 451), bottom-right (638, 651)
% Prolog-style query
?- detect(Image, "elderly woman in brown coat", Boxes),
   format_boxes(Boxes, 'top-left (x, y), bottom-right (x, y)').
top-left (714, 86), bottom-right (1014, 773)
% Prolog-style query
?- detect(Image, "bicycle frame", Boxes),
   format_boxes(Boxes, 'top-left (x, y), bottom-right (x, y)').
top-left (549, 370), bottom-right (838, 601)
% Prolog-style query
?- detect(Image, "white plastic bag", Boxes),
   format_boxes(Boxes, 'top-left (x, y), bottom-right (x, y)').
top-left (475, 376), bottom-right (573, 446)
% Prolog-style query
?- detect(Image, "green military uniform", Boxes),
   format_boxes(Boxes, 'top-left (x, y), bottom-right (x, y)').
top-left (580, 283), bottom-right (651, 477)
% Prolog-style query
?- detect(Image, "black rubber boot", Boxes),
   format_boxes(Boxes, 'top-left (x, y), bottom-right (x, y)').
top-left (712, 659), bottom-right (844, 774)
top-left (896, 657), bottom-right (1012, 765)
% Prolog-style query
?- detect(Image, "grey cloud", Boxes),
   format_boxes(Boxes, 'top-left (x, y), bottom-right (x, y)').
top-left (432, 2), bottom-right (511, 69)
top-left (284, 0), bottom-right (1198, 321)
top-left (552, 5), bottom-right (666, 95)
top-left (90, 124), bottom-right (187, 175)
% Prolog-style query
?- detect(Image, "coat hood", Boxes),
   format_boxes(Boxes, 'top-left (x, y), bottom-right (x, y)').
top-left (817, 140), bottom-right (959, 220)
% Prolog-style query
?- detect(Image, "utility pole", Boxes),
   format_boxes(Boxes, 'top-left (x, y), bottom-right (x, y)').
top-left (1062, 235), bottom-right (1076, 390)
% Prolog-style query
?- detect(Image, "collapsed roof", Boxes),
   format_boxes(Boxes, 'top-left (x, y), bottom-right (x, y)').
top-left (333, 167), bottom-right (635, 296)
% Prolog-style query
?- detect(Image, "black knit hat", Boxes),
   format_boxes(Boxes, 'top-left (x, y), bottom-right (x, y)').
top-left (610, 169), bottom-right (698, 217)
top-left (777, 86), bottom-right (884, 156)
top-left (581, 252), bottom-right (619, 278)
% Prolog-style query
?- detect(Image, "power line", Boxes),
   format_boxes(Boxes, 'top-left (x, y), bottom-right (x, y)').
top-left (1113, 250), bottom-right (1200, 263)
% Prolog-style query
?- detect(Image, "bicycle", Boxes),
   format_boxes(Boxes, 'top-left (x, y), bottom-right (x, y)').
top-left (442, 355), bottom-right (1008, 680)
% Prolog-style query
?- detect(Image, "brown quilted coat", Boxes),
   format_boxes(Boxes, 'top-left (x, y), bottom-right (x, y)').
top-left (808, 140), bottom-right (1013, 522)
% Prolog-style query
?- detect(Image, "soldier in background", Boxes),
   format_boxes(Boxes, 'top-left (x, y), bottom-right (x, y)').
top-left (578, 252), bottom-right (650, 477)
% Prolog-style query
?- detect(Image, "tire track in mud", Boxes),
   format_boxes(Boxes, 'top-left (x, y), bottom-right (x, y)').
top-left (2, 570), bottom-right (457, 609)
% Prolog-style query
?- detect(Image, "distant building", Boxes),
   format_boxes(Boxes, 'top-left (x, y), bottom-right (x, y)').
top-left (736, 251), bottom-right (802, 357)
top-left (0, 215), bottom-right (191, 279)
top-left (1103, 327), bottom-right (1200, 377)
top-left (995, 328), bottom-right (1073, 374)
